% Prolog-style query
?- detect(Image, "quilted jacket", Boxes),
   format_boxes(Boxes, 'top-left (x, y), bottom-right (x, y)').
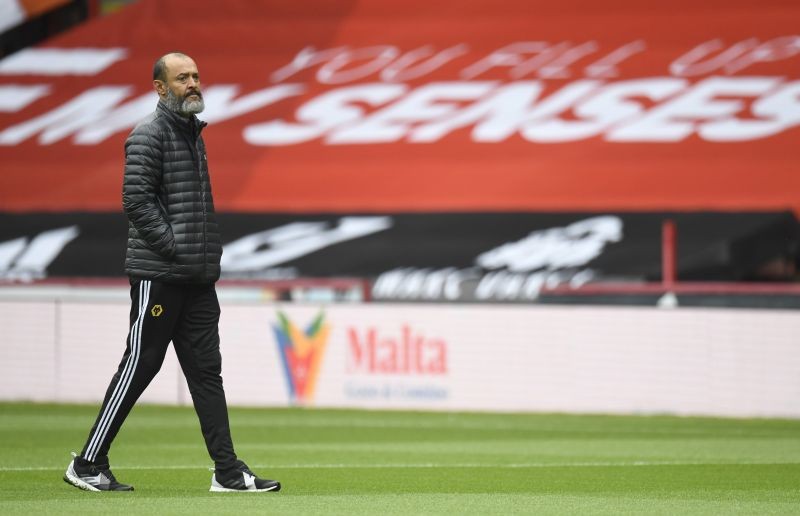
top-left (122, 101), bottom-right (221, 283)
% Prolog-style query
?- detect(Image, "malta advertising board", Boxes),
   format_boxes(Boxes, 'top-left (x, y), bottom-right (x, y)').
top-left (2, 297), bottom-right (799, 417)
top-left (215, 303), bottom-right (800, 417)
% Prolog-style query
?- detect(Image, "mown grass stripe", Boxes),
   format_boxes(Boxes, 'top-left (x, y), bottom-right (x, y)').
top-left (3, 460), bottom-right (799, 472)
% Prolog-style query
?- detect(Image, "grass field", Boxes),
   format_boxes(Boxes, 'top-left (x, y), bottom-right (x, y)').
top-left (1, 403), bottom-right (799, 514)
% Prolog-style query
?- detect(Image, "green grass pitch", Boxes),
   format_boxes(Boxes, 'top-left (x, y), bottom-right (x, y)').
top-left (1, 403), bottom-right (799, 514)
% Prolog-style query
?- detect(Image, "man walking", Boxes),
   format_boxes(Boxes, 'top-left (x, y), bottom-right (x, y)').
top-left (63, 52), bottom-right (280, 493)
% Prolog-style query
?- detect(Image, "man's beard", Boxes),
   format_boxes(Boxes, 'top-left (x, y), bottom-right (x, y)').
top-left (164, 88), bottom-right (204, 116)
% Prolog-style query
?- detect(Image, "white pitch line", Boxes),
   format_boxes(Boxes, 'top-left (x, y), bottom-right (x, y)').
top-left (2, 460), bottom-right (797, 472)
top-left (231, 419), bottom-right (783, 437)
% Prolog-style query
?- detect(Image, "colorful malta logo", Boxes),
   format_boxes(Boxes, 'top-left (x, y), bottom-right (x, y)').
top-left (271, 311), bottom-right (330, 404)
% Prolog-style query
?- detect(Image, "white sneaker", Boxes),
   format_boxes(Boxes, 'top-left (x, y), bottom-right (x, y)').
top-left (209, 462), bottom-right (280, 492)
top-left (63, 453), bottom-right (134, 492)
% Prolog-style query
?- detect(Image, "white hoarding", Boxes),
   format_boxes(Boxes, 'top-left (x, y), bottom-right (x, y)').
top-left (1, 290), bottom-right (799, 418)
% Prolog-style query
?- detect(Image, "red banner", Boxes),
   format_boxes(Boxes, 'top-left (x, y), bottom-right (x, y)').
top-left (0, 0), bottom-right (799, 213)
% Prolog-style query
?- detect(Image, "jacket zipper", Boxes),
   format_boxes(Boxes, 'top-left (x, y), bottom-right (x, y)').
top-left (195, 138), bottom-right (208, 281)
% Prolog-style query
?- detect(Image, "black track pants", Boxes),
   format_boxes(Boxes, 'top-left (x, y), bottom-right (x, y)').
top-left (80, 279), bottom-right (238, 470)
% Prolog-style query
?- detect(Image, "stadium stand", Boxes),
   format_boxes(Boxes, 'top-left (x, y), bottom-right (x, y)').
top-left (1, 0), bottom-right (799, 306)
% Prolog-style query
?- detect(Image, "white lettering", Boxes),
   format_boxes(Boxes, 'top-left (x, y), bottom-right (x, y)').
top-left (0, 86), bottom-right (132, 145)
top-left (372, 267), bottom-right (479, 300)
top-left (0, 237), bottom-right (26, 272)
top-left (72, 91), bottom-right (154, 145)
top-left (381, 45), bottom-right (469, 82)
top-left (412, 81), bottom-right (543, 142)
top-left (532, 41), bottom-right (598, 79)
top-left (371, 269), bottom-right (409, 299)
top-left (699, 80), bottom-right (800, 140)
top-left (477, 216), bottom-right (622, 272)
top-left (3, 76), bottom-right (799, 146)
top-left (0, 48), bottom-right (128, 76)
top-left (608, 77), bottom-right (782, 141)
top-left (1, 84), bottom-right (305, 145)
top-left (520, 80), bottom-right (601, 142)
top-left (199, 84), bottom-right (304, 123)
top-left (317, 46), bottom-right (400, 84)
top-left (584, 40), bottom-right (646, 78)
top-left (672, 36), bottom-right (800, 76)
top-left (243, 84), bottom-right (406, 145)
top-left (671, 39), bottom-right (759, 77)
top-left (724, 36), bottom-right (800, 74)
top-left (505, 43), bottom-right (570, 79)
top-left (0, 226), bottom-right (79, 281)
top-left (270, 46), bottom-right (348, 83)
top-left (415, 81), bottom-right (600, 144)
top-left (221, 217), bottom-right (392, 272)
top-left (330, 81), bottom-right (494, 144)
top-left (529, 78), bottom-right (686, 142)
top-left (460, 42), bottom-right (551, 79)
top-left (0, 84), bottom-right (50, 112)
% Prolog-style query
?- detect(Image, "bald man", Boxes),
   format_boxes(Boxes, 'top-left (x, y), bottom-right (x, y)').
top-left (63, 53), bottom-right (280, 493)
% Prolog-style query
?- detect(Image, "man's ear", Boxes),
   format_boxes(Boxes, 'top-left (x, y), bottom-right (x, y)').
top-left (153, 80), bottom-right (167, 97)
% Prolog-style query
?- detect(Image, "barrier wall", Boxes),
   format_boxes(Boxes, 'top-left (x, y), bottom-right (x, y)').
top-left (1, 286), bottom-right (799, 418)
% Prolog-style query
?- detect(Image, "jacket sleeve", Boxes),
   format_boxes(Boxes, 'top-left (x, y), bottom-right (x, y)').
top-left (122, 125), bottom-right (176, 259)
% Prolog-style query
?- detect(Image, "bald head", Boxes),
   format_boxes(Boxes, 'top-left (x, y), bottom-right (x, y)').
top-left (153, 52), bottom-right (192, 82)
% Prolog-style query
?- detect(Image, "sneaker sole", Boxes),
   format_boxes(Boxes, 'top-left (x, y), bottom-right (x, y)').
top-left (209, 483), bottom-right (281, 493)
top-left (63, 461), bottom-right (101, 492)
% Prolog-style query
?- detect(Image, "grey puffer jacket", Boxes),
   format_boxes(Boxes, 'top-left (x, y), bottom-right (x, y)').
top-left (122, 101), bottom-right (221, 283)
